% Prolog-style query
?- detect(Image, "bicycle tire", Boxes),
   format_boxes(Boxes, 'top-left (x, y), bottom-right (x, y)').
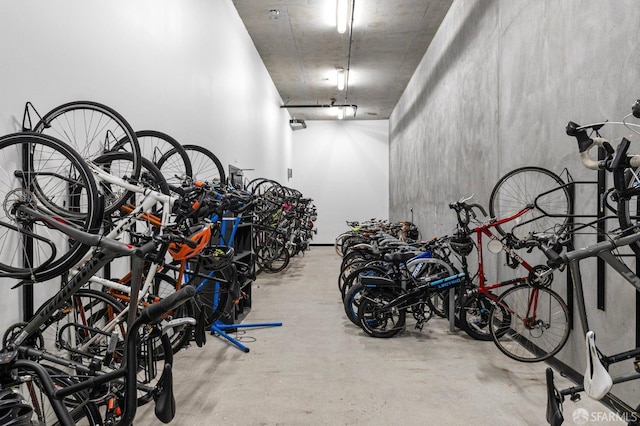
top-left (33, 100), bottom-right (141, 215)
top-left (254, 228), bottom-right (287, 271)
top-left (358, 289), bottom-right (405, 338)
top-left (94, 151), bottom-right (170, 219)
top-left (338, 249), bottom-right (379, 294)
top-left (187, 268), bottom-right (235, 325)
top-left (458, 293), bottom-right (497, 341)
top-left (616, 167), bottom-right (640, 243)
top-left (158, 144), bottom-right (226, 185)
top-left (342, 266), bottom-right (388, 325)
top-left (19, 364), bottom-right (103, 425)
top-left (334, 232), bottom-right (353, 257)
top-left (489, 167), bottom-right (571, 239)
top-left (35, 288), bottom-right (127, 363)
top-left (261, 247), bottom-right (290, 273)
top-left (489, 285), bottom-right (570, 362)
top-left (135, 130), bottom-right (193, 188)
top-left (0, 132), bottom-right (102, 281)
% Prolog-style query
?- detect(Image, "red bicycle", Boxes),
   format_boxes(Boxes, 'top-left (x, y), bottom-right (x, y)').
top-left (449, 167), bottom-right (572, 362)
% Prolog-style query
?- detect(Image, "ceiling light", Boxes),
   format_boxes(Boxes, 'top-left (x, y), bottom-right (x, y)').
top-left (337, 107), bottom-right (345, 120)
top-left (336, 0), bottom-right (348, 33)
top-left (336, 68), bottom-right (345, 90)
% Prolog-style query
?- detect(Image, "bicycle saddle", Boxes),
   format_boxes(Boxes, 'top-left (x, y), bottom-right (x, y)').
top-left (545, 368), bottom-right (564, 426)
top-left (383, 252), bottom-right (415, 264)
top-left (583, 331), bottom-right (613, 400)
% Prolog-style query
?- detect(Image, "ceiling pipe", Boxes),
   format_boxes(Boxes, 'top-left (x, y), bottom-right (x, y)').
top-left (280, 104), bottom-right (358, 117)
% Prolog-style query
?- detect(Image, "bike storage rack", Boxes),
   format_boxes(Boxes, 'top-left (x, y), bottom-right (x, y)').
top-left (209, 211), bottom-right (282, 353)
top-left (547, 159), bottom-right (640, 422)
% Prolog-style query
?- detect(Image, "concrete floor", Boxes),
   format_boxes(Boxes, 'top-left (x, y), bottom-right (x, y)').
top-left (137, 247), bottom-right (623, 425)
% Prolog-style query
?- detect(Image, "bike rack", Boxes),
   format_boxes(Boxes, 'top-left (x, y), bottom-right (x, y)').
top-left (208, 212), bottom-right (282, 352)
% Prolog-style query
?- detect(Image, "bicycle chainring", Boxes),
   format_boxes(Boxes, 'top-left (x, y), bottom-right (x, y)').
top-left (529, 264), bottom-right (553, 288)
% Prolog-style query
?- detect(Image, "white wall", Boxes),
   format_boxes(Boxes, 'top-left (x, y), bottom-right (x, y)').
top-left (0, 0), bottom-right (292, 183)
top-left (0, 0), bottom-right (292, 328)
top-left (291, 120), bottom-right (389, 244)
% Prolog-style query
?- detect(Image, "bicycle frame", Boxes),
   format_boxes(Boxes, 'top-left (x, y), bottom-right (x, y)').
top-left (11, 204), bottom-right (150, 347)
top-left (473, 207), bottom-right (537, 298)
top-left (60, 164), bottom-right (179, 352)
top-left (3, 202), bottom-right (195, 425)
top-left (548, 230), bottom-right (640, 421)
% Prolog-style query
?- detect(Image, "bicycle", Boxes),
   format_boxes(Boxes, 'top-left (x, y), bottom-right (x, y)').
top-left (342, 240), bottom-right (452, 328)
top-left (544, 99), bottom-right (640, 425)
top-left (1, 183), bottom-right (199, 424)
top-left (543, 230), bottom-right (640, 425)
top-left (447, 196), bottom-right (570, 355)
top-left (355, 252), bottom-right (461, 338)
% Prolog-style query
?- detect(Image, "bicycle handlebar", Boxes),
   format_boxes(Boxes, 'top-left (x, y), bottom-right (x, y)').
top-left (448, 200), bottom-right (487, 226)
top-left (567, 100), bottom-right (640, 171)
top-left (138, 286), bottom-right (196, 324)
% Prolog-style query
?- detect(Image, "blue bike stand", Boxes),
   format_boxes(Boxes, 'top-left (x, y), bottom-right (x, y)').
top-left (208, 214), bottom-right (282, 353)
top-left (210, 320), bottom-right (283, 353)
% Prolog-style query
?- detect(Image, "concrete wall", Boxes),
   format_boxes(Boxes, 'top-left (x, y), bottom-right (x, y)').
top-left (390, 0), bottom-right (640, 404)
top-left (291, 120), bottom-right (389, 244)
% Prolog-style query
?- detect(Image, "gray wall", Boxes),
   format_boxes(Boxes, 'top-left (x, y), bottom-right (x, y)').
top-left (390, 0), bottom-right (640, 404)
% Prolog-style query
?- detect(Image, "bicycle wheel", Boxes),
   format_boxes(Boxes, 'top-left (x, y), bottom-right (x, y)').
top-left (342, 266), bottom-right (387, 325)
top-left (489, 167), bottom-right (571, 239)
top-left (19, 365), bottom-right (103, 425)
top-left (616, 167), bottom-right (640, 241)
top-left (334, 231), bottom-right (353, 257)
top-left (33, 288), bottom-right (127, 363)
top-left (261, 247), bottom-right (290, 273)
top-left (33, 101), bottom-right (141, 214)
top-left (158, 144), bottom-right (226, 185)
top-left (184, 261), bottom-right (236, 326)
top-left (135, 130), bottom-right (193, 188)
top-left (489, 285), bottom-right (570, 362)
top-left (458, 293), bottom-right (496, 341)
top-left (358, 289), bottom-right (405, 338)
top-left (0, 132), bottom-right (102, 281)
top-left (94, 151), bottom-right (170, 219)
top-left (255, 229), bottom-right (288, 271)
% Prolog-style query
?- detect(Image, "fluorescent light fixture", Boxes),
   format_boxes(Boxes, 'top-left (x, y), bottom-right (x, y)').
top-left (336, 0), bottom-right (348, 33)
top-left (337, 68), bottom-right (345, 90)
top-left (337, 106), bottom-right (345, 120)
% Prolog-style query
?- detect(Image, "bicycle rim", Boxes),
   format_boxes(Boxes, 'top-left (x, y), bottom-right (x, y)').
top-left (459, 293), bottom-right (494, 341)
top-left (38, 288), bottom-right (127, 364)
top-left (34, 101), bottom-right (141, 214)
top-left (358, 290), bottom-right (405, 338)
top-left (489, 167), bottom-right (571, 239)
top-left (158, 144), bottom-right (226, 185)
top-left (490, 285), bottom-right (570, 362)
top-left (0, 132), bottom-right (101, 281)
top-left (20, 365), bottom-right (102, 425)
top-left (617, 167), bottom-right (640, 240)
top-left (135, 130), bottom-right (193, 188)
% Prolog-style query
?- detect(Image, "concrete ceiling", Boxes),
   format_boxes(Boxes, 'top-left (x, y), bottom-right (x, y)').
top-left (232, 0), bottom-right (453, 121)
